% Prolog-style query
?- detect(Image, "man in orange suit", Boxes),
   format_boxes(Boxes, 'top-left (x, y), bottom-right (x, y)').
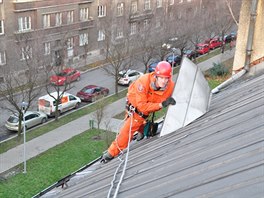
top-left (101, 61), bottom-right (176, 163)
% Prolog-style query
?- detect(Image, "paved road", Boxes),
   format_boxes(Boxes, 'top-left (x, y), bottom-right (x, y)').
top-left (0, 60), bottom-right (146, 141)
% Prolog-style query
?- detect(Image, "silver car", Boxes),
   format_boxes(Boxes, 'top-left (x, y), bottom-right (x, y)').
top-left (5, 111), bottom-right (48, 132)
top-left (118, 69), bottom-right (143, 86)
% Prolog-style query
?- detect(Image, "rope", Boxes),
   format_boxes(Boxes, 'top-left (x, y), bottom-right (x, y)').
top-left (107, 106), bottom-right (135, 198)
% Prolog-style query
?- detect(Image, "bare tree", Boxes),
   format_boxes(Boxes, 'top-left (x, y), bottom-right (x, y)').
top-left (225, 0), bottom-right (240, 26)
top-left (103, 119), bottom-right (113, 148)
top-left (92, 100), bottom-right (106, 130)
top-left (99, 2), bottom-right (133, 95)
top-left (44, 33), bottom-right (78, 121)
top-left (0, 32), bottom-right (44, 136)
top-left (131, 21), bottom-right (157, 73)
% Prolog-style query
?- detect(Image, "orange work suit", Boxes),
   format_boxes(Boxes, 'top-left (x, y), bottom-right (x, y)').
top-left (108, 72), bottom-right (175, 157)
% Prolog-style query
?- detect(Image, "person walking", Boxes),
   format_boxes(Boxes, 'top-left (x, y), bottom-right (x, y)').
top-left (101, 61), bottom-right (176, 163)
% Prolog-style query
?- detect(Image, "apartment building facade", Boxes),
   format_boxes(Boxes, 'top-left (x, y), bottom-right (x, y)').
top-left (0, 0), bottom-right (229, 84)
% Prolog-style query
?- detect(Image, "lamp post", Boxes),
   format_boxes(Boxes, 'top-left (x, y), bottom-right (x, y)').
top-left (172, 47), bottom-right (177, 67)
top-left (21, 101), bottom-right (28, 173)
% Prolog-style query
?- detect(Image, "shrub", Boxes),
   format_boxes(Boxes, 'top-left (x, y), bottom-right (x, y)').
top-left (209, 62), bottom-right (229, 77)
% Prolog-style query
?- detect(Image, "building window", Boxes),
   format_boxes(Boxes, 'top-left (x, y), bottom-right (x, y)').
top-left (67, 37), bottom-right (74, 50)
top-left (156, 20), bottom-right (161, 28)
top-left (0, 20), bottom-right (4, 34)
top-left (131, 1), bottom-right (137, 13)
top-left (187, 0), bottom-right (192, 2)
top-left (179, 0), bottom-right (183, 3)
top-left (130, 22), bottom-right (137, 35)
top-left (67, 11), bottom-right (74, 24)
top-left (117, 3), bottom-right (124, 16)
top-left (43, 14), bottom-right (50, 28)
top-left (143, 19), bottom-right (150, 29)
top-left (0, 77), bottom-right (4, 84)
top-left (157, 0), bottom-right (162, 7)
top-left (116, 28), bottom-right (123, 39)
top-left (80, 8), bottom-right (89, 21)
top-left (98, 5), bottom-right (106, 17)
top-left (170, 0), bottom-right (175, 5)
top-left (21, 46), bottom-right (32, 60)
top-left (55, 12), bottom-right (62, 26)
top-left (98, 30), bottom-right (105, 41)
top-left (44, 42), bottom-right (50, 55)
top-left (0, 51), bottom-right (6, 65)
top-left (144, 0), bottom-right (151, 10)
top-left (67, 37), bottom-right (74, 57)
top-left (0, 0), bottom-right (2, 3)
top-left (79, 33), bottom-right (88, 46)
top-left (18, 16), bottom-right (31, 32)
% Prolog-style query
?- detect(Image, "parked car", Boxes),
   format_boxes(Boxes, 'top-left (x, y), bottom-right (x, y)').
top-left (118, 69), bottom-right (143, 86)
top-left (205, 38), bottom-right (223, 50)
top-left (195, 43), bottom-right (210, 55)
top-left (5, 111), bottom-right (48, 131)
top-left (38, 92), bottom-right (81, 117)
top-left (76, 85), bottom-right (109, 102)
top-left (50, 68), bottom-right (81, 86)
top-left (224, 32), bottom-right (237, 43)
top-left (147, 60), bottom-right (160, 73)
top-left (166, 54), bottom-right (182, 67)
top-left (183, 49), bottom-right (199, 60)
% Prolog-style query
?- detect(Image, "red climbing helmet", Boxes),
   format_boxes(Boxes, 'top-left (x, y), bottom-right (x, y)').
top-left (155, 61), bottom-right (172, 78)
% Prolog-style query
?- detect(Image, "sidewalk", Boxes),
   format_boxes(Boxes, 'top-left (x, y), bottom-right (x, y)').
top-left (0, 98), bottom-right (126, 174)
top-left (0, 48), bottom-right (235, 174)
top-left (198, 48), bottom-right (235, 71)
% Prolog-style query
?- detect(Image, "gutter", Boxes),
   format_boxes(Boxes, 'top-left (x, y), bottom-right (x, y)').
top-left (212, 0), bottom-right (259, 94)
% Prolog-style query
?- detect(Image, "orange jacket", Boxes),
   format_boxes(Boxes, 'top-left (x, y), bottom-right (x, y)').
top-left (127, 72), bottom-right (175, 116)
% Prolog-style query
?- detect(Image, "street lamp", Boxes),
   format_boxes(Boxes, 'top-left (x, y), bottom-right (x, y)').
top-left (172, 48), bottom-right (177, 67)
top-left (21, 101), bottom-right (28, 173)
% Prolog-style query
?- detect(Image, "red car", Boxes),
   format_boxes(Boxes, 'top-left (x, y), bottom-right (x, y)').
top-left (195, 43), bottom-right (210, 55)
top-left (76, 85), bottom-right (109, 102)
top-left (50, 68), bottom-right (81, 86)
top-left (206, 38), bottom-right (223, 50)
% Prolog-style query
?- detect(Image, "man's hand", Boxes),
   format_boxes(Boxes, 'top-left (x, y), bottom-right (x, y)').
top-left (162, 97), bottom-right (176, 108)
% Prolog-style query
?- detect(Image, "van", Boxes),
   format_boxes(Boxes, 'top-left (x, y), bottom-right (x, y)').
top-left (38, 92), bottom-right (81, 117)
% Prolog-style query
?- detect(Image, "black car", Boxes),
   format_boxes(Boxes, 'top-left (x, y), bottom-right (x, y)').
top-left (166, 54), bottom-right (182, 67)
top-left (224, 32), bottom-right (237, 43)
top-left (183, 49), bottom-right (199, 60)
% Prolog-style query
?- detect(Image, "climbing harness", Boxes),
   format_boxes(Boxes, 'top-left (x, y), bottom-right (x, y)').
top-left (126, 100), bottom-right (148, 119)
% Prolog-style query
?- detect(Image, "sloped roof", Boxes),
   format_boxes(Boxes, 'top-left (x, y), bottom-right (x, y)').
top-left (45, 73), bottom-right (264, 198)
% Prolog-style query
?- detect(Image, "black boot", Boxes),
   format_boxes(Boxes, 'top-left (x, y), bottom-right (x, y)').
top-left (100, 152), bottom-right (114, 164)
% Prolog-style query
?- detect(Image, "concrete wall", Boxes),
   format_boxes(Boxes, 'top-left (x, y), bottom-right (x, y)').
top-left (233, 0), bottom-right (264, 73)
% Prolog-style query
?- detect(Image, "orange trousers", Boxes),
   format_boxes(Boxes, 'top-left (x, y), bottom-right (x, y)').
top-left (108, 113), bottom-right (145, 157)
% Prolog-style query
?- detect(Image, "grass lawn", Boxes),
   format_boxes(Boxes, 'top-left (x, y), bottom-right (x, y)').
top-left (0, 129), bottom-right (115, 198)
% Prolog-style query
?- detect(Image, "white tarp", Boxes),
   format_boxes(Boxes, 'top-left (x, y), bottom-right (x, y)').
top-left (160, 57), bottom-right (211, 137)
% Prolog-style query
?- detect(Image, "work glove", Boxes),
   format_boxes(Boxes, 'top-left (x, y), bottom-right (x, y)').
top-left (162, 97), bottom-right (176, 108)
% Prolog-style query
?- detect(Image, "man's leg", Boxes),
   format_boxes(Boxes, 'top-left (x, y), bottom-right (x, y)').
top-left (108, 116), bottom-right (144, 157)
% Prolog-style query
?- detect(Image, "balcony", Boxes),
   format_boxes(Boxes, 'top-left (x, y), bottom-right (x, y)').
top-left (14, 0), bottom-right (94, 12)
top-left (129, 10), bottom-right (154, 22)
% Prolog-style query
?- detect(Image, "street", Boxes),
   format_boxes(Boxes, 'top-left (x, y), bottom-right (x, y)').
top-left (0, 61), bottom-right (145, 141)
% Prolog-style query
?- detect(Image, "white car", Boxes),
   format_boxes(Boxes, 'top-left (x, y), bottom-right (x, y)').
top-left (5, 111), bottom-right (48, 131)
top-left (118, 69), bottom-right (143, 86)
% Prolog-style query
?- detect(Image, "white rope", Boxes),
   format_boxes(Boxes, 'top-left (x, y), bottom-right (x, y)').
top-left (113, 112), bottom-right (133, 198)
top-left (107, 108), bottom-right (134, 198)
